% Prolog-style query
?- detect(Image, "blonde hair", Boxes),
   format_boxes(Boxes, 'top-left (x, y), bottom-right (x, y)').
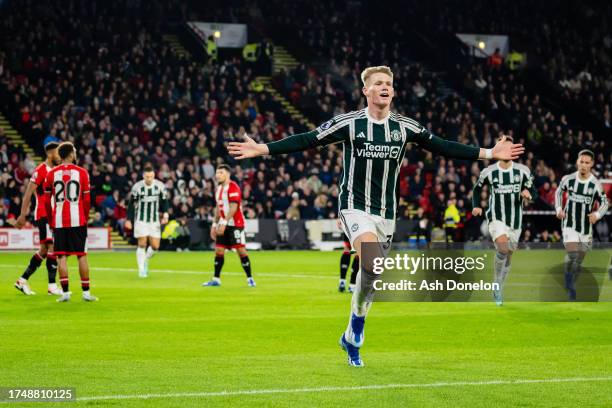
top-left (361, 66), bottom-right (393, 86)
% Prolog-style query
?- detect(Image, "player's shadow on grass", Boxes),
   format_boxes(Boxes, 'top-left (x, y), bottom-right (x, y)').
top-left (542, 264), bottom-right (602, 301)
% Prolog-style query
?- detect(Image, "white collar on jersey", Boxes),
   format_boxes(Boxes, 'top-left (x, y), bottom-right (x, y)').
top-left (496, 161), bottom-right (513, 172)
top-left (575, 171), bottom-right (594, 184)
top-left (365, 107), bottom-right (390, 124)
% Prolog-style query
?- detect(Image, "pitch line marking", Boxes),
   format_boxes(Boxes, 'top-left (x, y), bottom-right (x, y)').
top-left (0, 264), bottom-right (590, 286)
top-left (0, 264), bottom-right (335, 280)
top-left (73, 377), bottom-right (612, 401)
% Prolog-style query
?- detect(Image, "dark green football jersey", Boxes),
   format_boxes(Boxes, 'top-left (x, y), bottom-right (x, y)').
top-left (130, 179), bottom-right (168, 224)
top-left (267, 109), bottom-right (481, 220)
top-left (472, 162), bottom-right (535, 230)
top-left (555, 172), bottom-right (609, 235)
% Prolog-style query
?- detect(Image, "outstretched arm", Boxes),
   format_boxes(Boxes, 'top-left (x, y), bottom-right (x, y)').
top-left (228, 132), bottom-right (312, 159)
top-left (229, 130), bottom-right (339, 159)
top-left (418, 131), bottom-right (524, 161)
top-left (229, 117), bottom-right (350, 159)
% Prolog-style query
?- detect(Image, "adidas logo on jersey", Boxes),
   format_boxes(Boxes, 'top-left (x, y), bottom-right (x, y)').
top-left (356, 131), bottom-right (366, 139)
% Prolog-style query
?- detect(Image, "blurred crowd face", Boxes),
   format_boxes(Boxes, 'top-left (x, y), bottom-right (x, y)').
top-left (143, 170), bottom-right (155, 186)
top-left (576, 154), bottom-right (594, 177)
top-left (363, 72), bottom-right (394, 109)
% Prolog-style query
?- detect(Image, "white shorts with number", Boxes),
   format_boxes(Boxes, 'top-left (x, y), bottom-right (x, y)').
top-left (134, 221), bottom-right (161, 239)
top-left (562, 228), bottom-right (592, 250)
top-left (488, 220), bottom-right (521, 251)
top-left (339, 209), bottom-right (395, 249)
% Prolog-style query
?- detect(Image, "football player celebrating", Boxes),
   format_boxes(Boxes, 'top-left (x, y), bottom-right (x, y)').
top-left (229, 66), bottom-right (523, 366)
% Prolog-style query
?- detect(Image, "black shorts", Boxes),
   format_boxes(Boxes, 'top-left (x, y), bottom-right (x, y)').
top-left (35, 218), bottom-right (53, 244)
top-left (53, 226), bottom-right (88, 256)
top-left (216, 226), bottom-right (246, 249)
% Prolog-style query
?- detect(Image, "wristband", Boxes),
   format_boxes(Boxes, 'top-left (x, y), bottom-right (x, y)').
top-left (485, 148), bottom-right (493, 160)
top-left (218, 219), bottom-right (228, 226)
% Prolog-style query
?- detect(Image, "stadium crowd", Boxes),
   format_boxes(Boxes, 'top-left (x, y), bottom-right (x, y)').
top-left (0, 0), bottom-right (610, 244)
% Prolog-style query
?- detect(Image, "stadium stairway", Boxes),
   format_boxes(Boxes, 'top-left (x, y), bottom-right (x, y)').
top-left (256, 76), bottom-right (315, 129)
top-left (110, 229), bottom-right (135, 250)
top-left (253, 46), bottom-right (315, 128)
top-left (273, 45), bottom-right (299, 74)
top-left (162, 34), bottom-right (191, 59)
top-left (0, 113), bottom-right (41, 162)
top-left (437, 74), bottom-right (481, 117)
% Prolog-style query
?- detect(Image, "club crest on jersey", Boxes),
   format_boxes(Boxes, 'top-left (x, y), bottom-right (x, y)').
top-left (514, 174), bottom-right (521, 182)
top-left (391, 129), bottom-right (402, 141)
top-left (319, 120), bottom-right (333, 131)
top-left (587, 188), bottom-right (593, 195)
top-left (351, 223), bottom-right (359, 232)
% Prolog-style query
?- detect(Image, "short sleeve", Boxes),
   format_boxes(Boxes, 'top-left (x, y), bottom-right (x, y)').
top-left (30, 168), bottom-right (45, 186)
top-left (227, 183), bottom-right (241, 203)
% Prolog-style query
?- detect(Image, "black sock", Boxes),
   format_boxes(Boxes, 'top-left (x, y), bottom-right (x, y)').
top-left (81, 279), bottom-right (90, 292)
top-left (21, 253), bottom-right (44, 280)
top-left (340, 252), bottom-right (351, 279)
top-left (241, 256), bottom-right (252, 278)
top-left (214, 255), bottom-right (225, 278)
top-left (46, 256), bottom-right (58, 284)
top-left (350, 255), bottom-right (360, 285)
top-left (60, 277), bottom-right (69, 292)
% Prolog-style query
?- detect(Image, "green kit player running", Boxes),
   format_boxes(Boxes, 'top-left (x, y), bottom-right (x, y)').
top-left (472, 135), bottom-right (536, 305)
top-left (125, 165), bottom-right (170, 278)
top-left (555, 149), bottom-right (609, 300)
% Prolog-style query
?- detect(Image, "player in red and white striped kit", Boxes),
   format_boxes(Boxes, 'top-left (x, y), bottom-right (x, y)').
top-left (202, 164), bottom-right (255, 287)
top-left (14, 136), bottom-right (62, 296)
top-left (43, 142), bottom-right (97, 302)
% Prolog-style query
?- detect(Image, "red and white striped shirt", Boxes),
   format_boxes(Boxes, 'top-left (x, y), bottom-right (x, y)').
top-left (216, 181), bottom-right (245, 228)
top-left (44, 164), bottom-right (91, 228)
top-left (29, 161), bottom-right (53, 221)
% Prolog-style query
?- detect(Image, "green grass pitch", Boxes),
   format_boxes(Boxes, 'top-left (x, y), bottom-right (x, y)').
top-left (1, 250), bottom-right (612, 407)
